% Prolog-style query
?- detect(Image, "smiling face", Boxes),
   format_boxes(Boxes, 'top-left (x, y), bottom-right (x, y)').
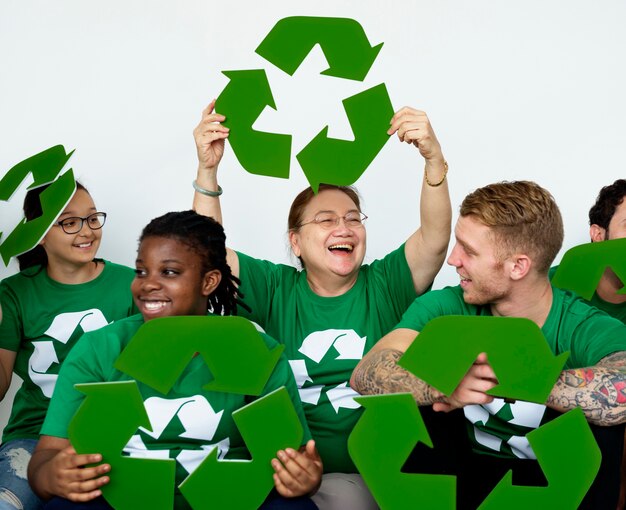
top-left (40, 189), bottom-right (102, 267)
top-left (605, 198), bottom-right (626, 240)
top-left (447, 215), bottom-right (511, 305)
top-left (288, 189), bottom-right (367, 282)
top-left (131, 236), bottom-right (221, 321)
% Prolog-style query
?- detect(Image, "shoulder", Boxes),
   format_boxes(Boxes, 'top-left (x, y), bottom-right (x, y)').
top-left (79, 314), bottom-right (144, 350)
top-left (99, 260), bottom-right (136, 279)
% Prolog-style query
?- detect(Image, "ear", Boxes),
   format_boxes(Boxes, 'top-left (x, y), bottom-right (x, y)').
top-left (201, 269), bottom-right (222, 297)
top-left (589, 224), bottom-right (606, 243)
top-left (289, 230), bottom-right (301, 258)
top-left (508, 254), bottom-right (532, 281)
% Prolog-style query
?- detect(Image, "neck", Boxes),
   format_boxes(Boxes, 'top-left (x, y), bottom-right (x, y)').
top-left (596, 268), bottom-right (626, 304)
top-left (305, 270), bottom-right (358, 297)
top-left (489, 277), bottom-right (553, 327)
top-left (46, 259), bottom-right (102, 284)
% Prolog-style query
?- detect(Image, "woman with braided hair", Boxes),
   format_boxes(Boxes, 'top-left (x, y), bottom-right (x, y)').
top-left (28, 210), bottom-right (321, 509)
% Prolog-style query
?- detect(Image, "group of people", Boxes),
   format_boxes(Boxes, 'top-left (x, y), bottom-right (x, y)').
top-left (0, 98), bottom-right (624, 510)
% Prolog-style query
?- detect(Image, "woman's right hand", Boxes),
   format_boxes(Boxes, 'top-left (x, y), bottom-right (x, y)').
top-left (193, 99), bottom-right (230, 176)
top-left (40, 445), bottom-right (110, 502)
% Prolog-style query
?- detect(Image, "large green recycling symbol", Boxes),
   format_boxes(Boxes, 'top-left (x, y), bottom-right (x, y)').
top-left (0, 145), bottom-right (76, 266)
top-left (68, 316), bottom-right (305, 510)
top-left (215, 16), bottom-right (394, 191)
top-left (348, 316), bottom-right (602, 509)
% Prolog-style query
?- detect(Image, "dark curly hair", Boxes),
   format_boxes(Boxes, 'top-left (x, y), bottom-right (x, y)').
top-left (139, 210), bottom-right (248, 316)
top-left (588, 179), bottom-right (626, 233)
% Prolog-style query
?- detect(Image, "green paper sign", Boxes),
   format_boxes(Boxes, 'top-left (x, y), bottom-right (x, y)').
top-left (552, 238), bottom-right (626, 300)
top-left (348, 315), bottom-right (601, 509)
top-left (215, 16), bottom-right (393, 191)
top-left (0, 146), bottom-right (76, 265)
top-left (68, 316), bottom-right (304, 510)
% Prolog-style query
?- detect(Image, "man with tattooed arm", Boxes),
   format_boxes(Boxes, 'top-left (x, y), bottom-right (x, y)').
top-left (351, 181), bottom-right (626, 509)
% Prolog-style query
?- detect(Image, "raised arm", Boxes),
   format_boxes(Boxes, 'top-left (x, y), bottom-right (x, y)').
top-left (388, 108), bottom-right (452, 295)
top-left (191, 100), bottom-right (239, 277)
top-left (350, 328), bottom-right (496, 411)
top-left (547, 350), bottom-right (626, 426)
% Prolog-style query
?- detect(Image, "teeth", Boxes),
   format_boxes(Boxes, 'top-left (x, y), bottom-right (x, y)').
top-left (75, 242), bottom-right (92, 248)
top-left (143, 301), bottom-right (167, 311)
top-left (329, 244), bottom-right (353, 252)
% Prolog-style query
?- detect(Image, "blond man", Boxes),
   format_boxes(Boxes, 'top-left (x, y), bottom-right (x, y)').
top-left (351, 181), bottom-right (626, 509)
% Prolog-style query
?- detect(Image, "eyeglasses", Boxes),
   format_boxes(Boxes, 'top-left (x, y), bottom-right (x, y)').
top-left (54, 212), bottom-right (107, 234)
top-left (298, 212), bottom-right (368, 230)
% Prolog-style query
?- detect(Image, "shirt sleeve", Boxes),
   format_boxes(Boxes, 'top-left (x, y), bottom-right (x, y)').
top-left (0, 280), bottom-right (22, 352)
top-left (236, 252), bottom-right (287, 327)
top-left (395, 286), bottom-right (468, 332)
top-left (40, 332), bottom-right (105, 438)
top-left (367, 243), bottom-right (418, 319)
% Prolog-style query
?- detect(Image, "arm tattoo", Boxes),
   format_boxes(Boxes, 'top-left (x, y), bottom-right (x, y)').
top-left (547, 351), bottom-right (626, 426)
top-left (351, 348), bottom-right (444, 405)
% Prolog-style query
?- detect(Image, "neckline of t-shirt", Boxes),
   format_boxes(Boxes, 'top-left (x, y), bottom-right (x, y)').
top-left (299, 270), bottom-right (365, 305)
top-left (42, 259), bottom-right (110, 290)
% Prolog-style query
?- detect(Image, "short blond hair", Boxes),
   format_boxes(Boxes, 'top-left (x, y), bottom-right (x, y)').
top-left (460, 181), bottom-right (563, 274)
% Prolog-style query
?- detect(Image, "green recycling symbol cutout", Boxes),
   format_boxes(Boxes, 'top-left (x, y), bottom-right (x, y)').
top-left (215, 16), bottom-right (394, 192)
top-left (68, 316), bottom-right (305, 510)
top-left (552, 237), bottom-right (626, 300)
top-left (348, 316), bottom-right (602, 509)
top-left (0, 145), bottom-right (76, 266)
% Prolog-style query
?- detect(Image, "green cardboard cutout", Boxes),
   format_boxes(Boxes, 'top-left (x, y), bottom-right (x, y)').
top-left (349, 315), bottom-right (601, 509)
top-left (215, 16), bottom-right (393, 191)
top-left (552, 238), bottom-right (626, 300)
top-left (0, 146), bottom-right (76, 265)
top-left (69, 316), bottom-right (303, 510)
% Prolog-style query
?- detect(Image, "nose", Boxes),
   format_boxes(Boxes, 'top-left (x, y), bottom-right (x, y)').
top-left (447, 243), bottom-right (462, 267)
top-left (140, 273), bottom-right (161, 292)
top-left (77, 218), bottom-right (92, 236)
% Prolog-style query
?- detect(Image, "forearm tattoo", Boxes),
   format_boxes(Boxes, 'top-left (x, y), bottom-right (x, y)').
top-left (547, 351), bottom-right (626, 425)
top-left (351, 348), bottom-right (445, 405)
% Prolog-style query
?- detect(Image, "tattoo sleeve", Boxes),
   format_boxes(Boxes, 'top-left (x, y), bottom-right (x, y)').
top-left (546, 351), bottom-right (626, 426)
top-left (351, 348), bottom-right (445, 405)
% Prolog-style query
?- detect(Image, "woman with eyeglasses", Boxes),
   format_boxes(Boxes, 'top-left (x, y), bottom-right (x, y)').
top-left (191, 102), bottom-right (452, 510)
top-left (0, 182), bottom-right (136, 510)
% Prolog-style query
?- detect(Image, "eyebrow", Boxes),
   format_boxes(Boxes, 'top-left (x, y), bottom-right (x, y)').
top-left (314, 208), bottom-right (360, 215)
top-left (58, 207), bottom-right (98, 218)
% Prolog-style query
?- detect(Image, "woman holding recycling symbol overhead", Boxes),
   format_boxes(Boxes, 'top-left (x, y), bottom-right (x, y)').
top-left (191, 99), bottom-right (452, 510)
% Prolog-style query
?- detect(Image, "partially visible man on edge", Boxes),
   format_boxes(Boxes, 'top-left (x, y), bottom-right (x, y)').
top-left (551, 179), bottom-right (626, 510)
top-left (351, 181), bottom-right (626, 510)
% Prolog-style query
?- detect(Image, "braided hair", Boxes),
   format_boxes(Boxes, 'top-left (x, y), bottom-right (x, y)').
top-left (139, 210), bottom-right (248, 316)
top-left (17, 181), bottom-right (89, 272)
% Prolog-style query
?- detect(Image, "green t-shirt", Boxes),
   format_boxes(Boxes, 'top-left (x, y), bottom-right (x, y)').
top-left (397, 285), bottom-right (626, 459)
top-left (42, 314), bottom-right (310, 510)
top-left (549, 265), bottom-right (626, 324)
top-left (236, 244), bottom-right (417, 473)
top-left (0, 260), bottom-right (136, 442)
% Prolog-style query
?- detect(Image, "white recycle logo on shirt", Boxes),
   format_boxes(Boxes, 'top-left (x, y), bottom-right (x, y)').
top-left (289, 329), bottom-right (365, 413)
top-left (124, 395), bottom-right (229, 474)
top-left (29, 309), bottom-right (108, 397)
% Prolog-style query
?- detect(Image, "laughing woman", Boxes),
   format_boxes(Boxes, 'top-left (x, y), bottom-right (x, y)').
top-left (191, 102), bottom-right (452, 509)
top-left (28, 211), bottom-right (320, 510)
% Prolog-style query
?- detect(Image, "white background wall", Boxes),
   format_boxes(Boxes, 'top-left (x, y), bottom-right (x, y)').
top-left (1, 1), bottom-right (625, 429)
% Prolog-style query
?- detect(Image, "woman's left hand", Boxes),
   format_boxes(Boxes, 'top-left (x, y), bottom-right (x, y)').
top-left (271, 439), bottom-right (323, 498)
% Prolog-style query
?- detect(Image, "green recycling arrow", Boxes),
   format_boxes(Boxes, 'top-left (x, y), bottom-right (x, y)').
top-left (115, 316), bottom-right (284, 396)
top-left (296, 83), bottom-right (393, 192)
top-left (180, 387), bottom-right (303, 509)
top-left (399, 316), bottom-right (568, 403)
top-left (552, 238), bottom-right (626, 300)
top-left (348, 393), bottom-right (455, 510)
top-left (215, 69), bottom-right (292, 179)
top-left (478, 408), bottom-right (600, 509)
top-left (0, 169), bottom-right (76, 265)
top-left (68, 381), bottom-right (176, 510)
top-left (256, 16), bottom-right (382, 81)
top-left (0, 145), bottom-right (74, 201)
